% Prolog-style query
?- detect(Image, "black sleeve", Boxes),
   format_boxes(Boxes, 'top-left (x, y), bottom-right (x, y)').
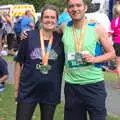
top-left (14, 39), bottom-right (28, 64)
top-left (58, 33), bottom-right (65, 75)
top-left (60, 41), bottom-right (65, 72)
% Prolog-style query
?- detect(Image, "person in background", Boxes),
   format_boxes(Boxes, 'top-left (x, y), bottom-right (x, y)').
top-left (14, 4), bottom-right (64, 120)
top-left (0, 21), bottom-right (3, 54)
top-left (116, 0), bottom-right (120, 4)
top-left (0, 56), bottom-right (8, 92)
top-left (4, 14), bottom-right (16, 56)
top-left (0, 15), bottom-right (7, 48)
top-left (57, 8), bottom-right (71, 27)
top-left (0, 16), bottom-right (7, 55)
top-left (109, 3), bottom-right (120, 89)
top-left (14, 16), bottom-right (22, 50)
top-left (91, 0), bottom-right (106, 13)
top-left (21, 10), bottom-right (35, 32)
top-left (35, 16), bottom-right (41, 30)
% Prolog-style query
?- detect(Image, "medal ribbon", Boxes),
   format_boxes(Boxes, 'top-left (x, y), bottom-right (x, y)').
top-left (40, 29), bottom-right (53, 65)
top-left (72, 20), bottom-right (87, 52)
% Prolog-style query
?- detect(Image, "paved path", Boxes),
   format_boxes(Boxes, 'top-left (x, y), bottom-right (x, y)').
top-left (7, 62), bottom-right (120, 115)
top-left (7, 62), bottom-right (14, 84)
top-left (106, 81), bottom-right (120, 115)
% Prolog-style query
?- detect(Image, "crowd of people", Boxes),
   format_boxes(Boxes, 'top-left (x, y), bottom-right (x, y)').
top-left (109, 3), bottom-right (120, 89)
top-left (0, 10), bottom-right (35, 56)
top-left (0, 0), bottom-right (120, 120)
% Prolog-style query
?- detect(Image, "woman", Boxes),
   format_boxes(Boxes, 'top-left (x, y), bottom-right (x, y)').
top-left (14, 4), bottom-right (64, 120)
top-left (110, 3), bottom-right (120, 89)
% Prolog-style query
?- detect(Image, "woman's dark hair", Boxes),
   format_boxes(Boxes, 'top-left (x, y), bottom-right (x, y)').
top-left (40, 4), bottom-right (59, 20)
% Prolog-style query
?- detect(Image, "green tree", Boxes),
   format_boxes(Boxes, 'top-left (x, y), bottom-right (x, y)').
top-left (0, 0), bottom-right (92, 12)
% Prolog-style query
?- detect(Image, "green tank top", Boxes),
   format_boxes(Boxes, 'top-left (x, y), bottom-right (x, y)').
top-left (62, 21), bottom-right (104, 85)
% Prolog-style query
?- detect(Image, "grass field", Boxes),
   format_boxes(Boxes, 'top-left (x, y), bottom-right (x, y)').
top-left (0, 56), bottom-right (120, 120)
top-left (2, 56), bottom-right (14, 62)
top-left (0, 81), bottom-right (120, 119)
top-left (0, 84), bottom-right (64, 120)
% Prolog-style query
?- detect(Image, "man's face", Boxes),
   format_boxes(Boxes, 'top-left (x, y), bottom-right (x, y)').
top-left (27, 11), bottom-right (32, 17)
top-left (67, 0), bottom-right (87, 21)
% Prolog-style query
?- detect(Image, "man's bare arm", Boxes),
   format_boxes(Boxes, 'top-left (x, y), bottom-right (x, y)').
top-left (84, 24), bottom-right (115, 63)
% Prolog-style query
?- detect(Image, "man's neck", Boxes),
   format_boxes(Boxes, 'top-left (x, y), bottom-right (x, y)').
top-left (73, 17), bottom-right (86, 29)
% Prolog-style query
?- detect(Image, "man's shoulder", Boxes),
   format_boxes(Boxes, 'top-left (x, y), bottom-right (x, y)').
top-left (95, 23), bottom-right (106, 32)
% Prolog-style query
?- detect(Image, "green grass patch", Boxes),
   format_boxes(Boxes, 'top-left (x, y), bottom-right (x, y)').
top-left (0, 84), bottom-right (16, 120)
top-left (0, 84), bottom-right (120, 120)
top-left (104, 72), bottom-right (118, 82)
top-left (2, 56), bottom-right (14, 62)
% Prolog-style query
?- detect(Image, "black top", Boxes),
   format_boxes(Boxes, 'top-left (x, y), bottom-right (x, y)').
top-left (0, 57), bottom-right (8, 78)
top-left (15, 30), bottom-right (65, 104)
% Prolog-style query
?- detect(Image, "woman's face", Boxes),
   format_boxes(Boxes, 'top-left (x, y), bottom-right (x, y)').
top-left (41, 9), bottom-right (57, 31)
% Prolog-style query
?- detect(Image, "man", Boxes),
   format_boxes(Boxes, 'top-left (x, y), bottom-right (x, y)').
top-left (61, 0), bottom-right (115, 120)
top-left (4, 14), bottom-right (16, 56)
top-left (0, 57), bottom-right (8, 92)
top-left (14, 16), bottom-right (22, 51)
top-left (21, 10), bottom-right (35, 32)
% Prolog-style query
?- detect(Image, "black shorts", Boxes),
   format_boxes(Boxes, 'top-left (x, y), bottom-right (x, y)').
top-left (113, 44), bottom-right (120, 56)
top-left (64, 81), bottom-right (107, 120)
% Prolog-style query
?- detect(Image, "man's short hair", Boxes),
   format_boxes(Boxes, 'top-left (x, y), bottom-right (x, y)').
top-left (66, 0), bottom-right (88, 5)
top-left (25, 10), bottom-right (31, 15)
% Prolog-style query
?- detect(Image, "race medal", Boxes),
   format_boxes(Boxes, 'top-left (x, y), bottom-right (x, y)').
top-left (39, 65), bottom-right (51, 74)
top-left (67, 53), bottom-right (81, 69)
top-left (72, 20), bottom-right (87, 67)
top-left (75, 52), bottom-right (83, 64)
top-left (39, 29), bottom-right (53, 74)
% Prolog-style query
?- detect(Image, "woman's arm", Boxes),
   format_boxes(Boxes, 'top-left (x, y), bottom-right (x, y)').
top-left (14, 62), bottom-right (22, 98)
